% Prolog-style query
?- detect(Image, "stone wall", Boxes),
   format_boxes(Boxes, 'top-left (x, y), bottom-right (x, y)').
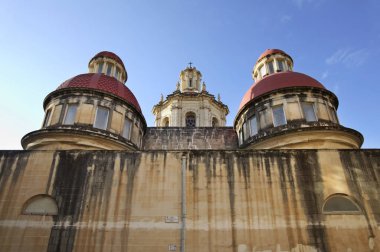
top-left (0, 149), bottom-right (379, 252)
top-left (143, 127), bottom-right (238, 150)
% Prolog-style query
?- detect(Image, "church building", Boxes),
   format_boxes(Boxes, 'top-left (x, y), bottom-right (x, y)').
top-left (0, 49), bottom-right (379, 252)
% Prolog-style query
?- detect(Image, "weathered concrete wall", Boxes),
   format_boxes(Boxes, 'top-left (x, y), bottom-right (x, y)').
top-left (0, 149), bottom-right (379, 252)
top-left (143, 127), bottom-right (238, 150)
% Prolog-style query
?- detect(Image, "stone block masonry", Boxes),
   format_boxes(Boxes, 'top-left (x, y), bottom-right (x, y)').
top-left (143, 127), bottom-right (238, 150)
top-left (0, 149), bottom-right (379, 251)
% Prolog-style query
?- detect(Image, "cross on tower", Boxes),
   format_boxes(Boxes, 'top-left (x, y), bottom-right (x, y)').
top-left (188, 62), bottom-right (193, 68)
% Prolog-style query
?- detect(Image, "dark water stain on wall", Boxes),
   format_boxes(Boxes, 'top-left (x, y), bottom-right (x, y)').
top-left (0, 152), bottom-right (30, 224)
top-left (11, 152), bottom-right (29, 184)
top-left (82, 151), bottom-right (116, 250)
top-left (47, 151), bottom-right (91, 252)
top-left (339, 150), bottom-right (378, 236)
top-left (225, 153), bottom-right (237, 252)
top-left (294, 151), bottom-right (329, 252)
top-left (275, 151), bottom-right (297, 248)
top-left (120, 152), bottom-right (141, 252)
top-left (0, 152), bottom-right (18, 192)
top-left (236, 152), bottom-right (250, 189)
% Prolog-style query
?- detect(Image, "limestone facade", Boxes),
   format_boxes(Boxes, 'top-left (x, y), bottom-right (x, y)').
top-left (0, 149), bottom-right (379, 252)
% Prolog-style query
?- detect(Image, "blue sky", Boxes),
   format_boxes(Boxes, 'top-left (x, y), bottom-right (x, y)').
top-left (1, 0), bottom-right (379, 149)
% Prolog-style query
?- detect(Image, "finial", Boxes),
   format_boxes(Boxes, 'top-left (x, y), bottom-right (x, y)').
top-left (176, 81), bottom-right (180, 91)
top-left (188, 61), bottom-right (193, 68)
top-left (160, 94), bottom-right (164, 102)
top-left (202, 82), bottom-right (206, 92)
top-left (218, 93), bottom-right (221, 101)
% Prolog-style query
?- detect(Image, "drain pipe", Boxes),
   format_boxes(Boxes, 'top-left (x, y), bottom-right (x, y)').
top-left (180, 155), bottom-right (187, 252)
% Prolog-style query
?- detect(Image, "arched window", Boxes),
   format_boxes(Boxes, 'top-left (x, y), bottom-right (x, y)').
top-left (322, 194), bottom-right (361, 214)
top-left (185, 112), bottom-right (196, 127)
top-left (212, 117), bottom-right (218, 127)
top-left (22, 195), bottom-right (58, 216)
top-left (163, 117), bottom-right (169, 127)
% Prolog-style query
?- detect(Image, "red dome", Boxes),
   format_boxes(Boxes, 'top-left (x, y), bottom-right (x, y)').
top-left (257, 49), bottom-right (292, 62)
top-left (239, 71), bottom-right (326, 110)
top-left (91, 51), bottom-right (126, 71)
top-left (57, 73), bottom-right (142, 113)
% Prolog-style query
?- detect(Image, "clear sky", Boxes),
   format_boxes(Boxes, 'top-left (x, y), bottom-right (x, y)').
top-left (1, 0), bottom-right (379, 149)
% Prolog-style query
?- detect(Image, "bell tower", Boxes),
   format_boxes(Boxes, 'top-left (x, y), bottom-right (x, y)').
top-left (179, 63), bottom-right (202, 92)
top-left (153, 64), bottom-right (229, 127)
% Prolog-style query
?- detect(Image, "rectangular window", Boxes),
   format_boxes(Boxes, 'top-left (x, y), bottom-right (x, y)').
top-left (268, 61), bottom-right (274, 74)
top-left (330, 107), bottom-right (339, 123)
top-left (106, 64), bottom-right (113, 75)
top-left (259, 65), bottom-right (266, 77)
top-left (272, 105), bottom-right (286, 127)
top-left (238, 129), bottom-right (243, 145)
top-left (63, 104), bottom-right (78, 125)
top-left (249, 115), bottom-right (258, 135)
top-left (277, 60), bottom-right (284, 72)
top-left (301, 102), bottom-right (317, 122)
top-left (122, 117), bottom-right (133, 139)
top-left (97, 62), bottom-right (104, 73)
top-left (243, 122), bottom-right (249, 140)
top-left (94, 106), bottom-right (109, 130)
top-left (114, 67), bottom-right (119, 79)
top-left (43, 109), bottom-right (52, 127)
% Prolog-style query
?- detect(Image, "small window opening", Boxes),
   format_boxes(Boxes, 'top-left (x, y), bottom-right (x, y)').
top-left (106, 64), bottom-right (113, 76)
top-left (63, 104), bottom-right (78, 125)
top-left (259, 65), bottom-right (266, 77)
top-left (323, 194), bottom-right (361, 214)
top-left (249, 115), bottom-right (258, 135)
top-left (94, 106), bottom-right (109, 130)
top-left (272, 105), bottom-right (286, 127)
top-left (212, 117), bottom-right (218, 127)
top-left (238, 129), bottom-right (243, 145)
top-left (185, 112), bottom-right (196, 127)
top-left (302, 102), bottom-right (317, 122)
top-left (43, 109), bottom-right (52, 127)
top-left (122, 117), bottom-right (133, 139)
top-left (23, 195), bottom-right (58, 216)
top-left (97, 62), bottom-right (104, 73)
top-left (243, 122), bottom-right (249, 140)
top-left (277, 60), bottom-right (284, 72)
top-left (268, 61), bottom-right (274, 74)
top-left (114, 67), bottom-right (120, 79)
top-left (163, 117), bottom-right (169, 127)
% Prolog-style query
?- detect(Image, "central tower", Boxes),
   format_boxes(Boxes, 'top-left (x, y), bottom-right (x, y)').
top-left (152, 64), bottom-right (229, 127)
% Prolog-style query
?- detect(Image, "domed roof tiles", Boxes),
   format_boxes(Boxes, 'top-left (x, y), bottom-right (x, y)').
top-left (91, 51), bottom-right (126, 71)
top-left (257, 49), bottom-right (292, 62)
top-left (57, 73), bottom-right (141, 112)
top-left (239, 71), bottom-right (325, 111)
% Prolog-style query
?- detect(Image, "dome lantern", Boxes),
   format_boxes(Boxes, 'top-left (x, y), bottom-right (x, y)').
top-left (179, 63), bottom-right (202, 93)
top-left (252, 49), bottom-right (294, 82)
top-left (88, 51), bottom-right (128, 83)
